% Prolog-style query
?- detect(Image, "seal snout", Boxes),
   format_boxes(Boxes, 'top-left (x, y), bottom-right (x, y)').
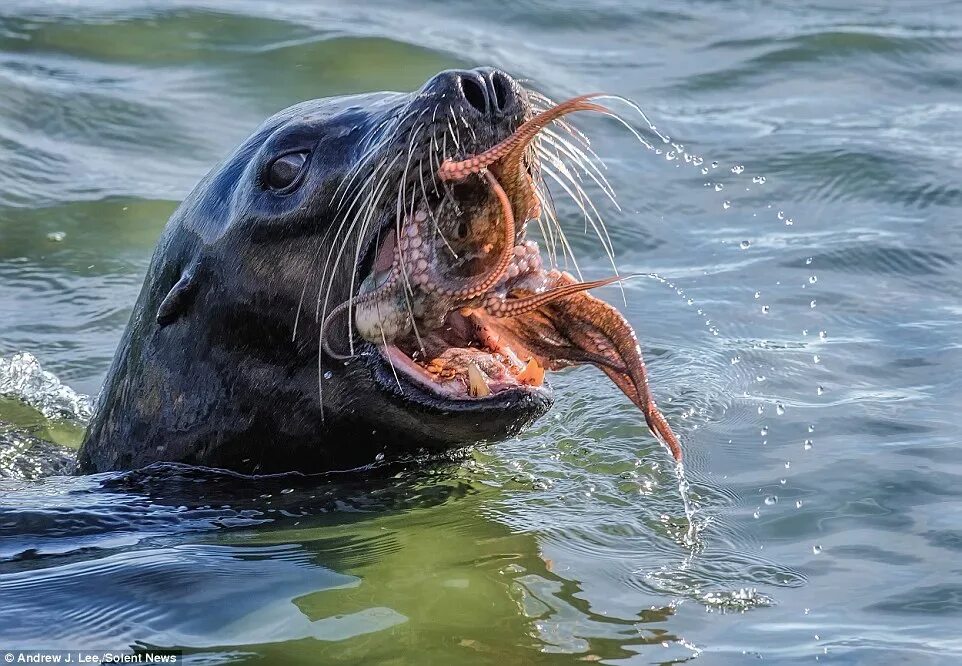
top-left (454, 68), bottom-right (524, 119)
top-left (425, 67), bottom-right (527, 124)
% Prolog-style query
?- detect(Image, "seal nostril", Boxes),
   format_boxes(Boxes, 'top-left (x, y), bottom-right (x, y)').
top-left (490, 72), bottom-right (511, 113)
top-left (461, 76), bottom-right (488, 115)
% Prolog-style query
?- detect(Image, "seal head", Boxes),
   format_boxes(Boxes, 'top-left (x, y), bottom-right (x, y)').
top-left (79, 67), bottom-right (685, 474)
top-left (78, 68), bottom-right (554, 474)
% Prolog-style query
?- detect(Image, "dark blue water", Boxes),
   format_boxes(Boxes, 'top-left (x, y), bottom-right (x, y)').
top-left (2, 1), bottom-right (962, 662)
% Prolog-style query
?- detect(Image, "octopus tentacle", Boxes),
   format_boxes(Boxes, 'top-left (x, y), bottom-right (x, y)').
top-left (438, 94), bottom-right (608, 181)
top-left (483, 274), bottom-right (628, 318)
top-left (540, 271), bottom-right (682, 461)
top-left (412, 169), bottom-right (516, 302)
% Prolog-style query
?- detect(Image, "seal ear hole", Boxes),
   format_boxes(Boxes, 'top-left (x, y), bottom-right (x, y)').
top-left (267, 151), bottom-right (310, 192)
top-left (156, 271), bottom-right (198, 328)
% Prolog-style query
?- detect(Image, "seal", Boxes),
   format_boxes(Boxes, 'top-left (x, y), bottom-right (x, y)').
top-left (77, 68), bottom-right (681, 475)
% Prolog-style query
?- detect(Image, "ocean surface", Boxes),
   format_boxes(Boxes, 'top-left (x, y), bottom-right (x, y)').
top-left (2, 1), bottom-right (961, 663)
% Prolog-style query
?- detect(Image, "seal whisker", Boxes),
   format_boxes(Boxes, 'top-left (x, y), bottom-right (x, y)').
top-left (344, 163), bottom-right (398, 354)
top-left (306, 145), bottom-right (392, 343)
top-left (293, 230), bottom-right (337, 343)
top-left (541, 129), bottom-right (619, 210)
top-left (418, 157), bottom-right (457, 259)
top-left (539, 160), bottom-right (619, 284)
top-left (446, 109), bottom-right (460, 150)
top-left (428, 138), bottom-right (443, 198)
top-left (531, 178), bottom-right (560, 268)
top-left (395, 124), bottom-right (428, 356)
top-left (398, 121), bottom-right (427, 292)
top-left (400, 187), bottom-right (428, 356)
top-left (537, 132), bottom-right (624, 300)
top-left (334, 143), bottom-right (381, 211)
top-left (376, 301), bottom-right (402, 392)
top-left (332, 105), bottom-right (420, 210)
top-left (459, 113), bottom-right (478, 143)
top-left (523, 136), bottom-right (559, 268)
top-left (318, 166), bottom-right (383, 322)
top-left (536, 172), bottom-right (584, 280)
top-left (537, 139), bottom-right (617, 258)
top-left (318, 153), bottom-right (401, 362)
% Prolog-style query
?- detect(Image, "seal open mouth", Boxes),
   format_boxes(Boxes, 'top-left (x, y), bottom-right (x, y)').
top-left (324, 81), bottom-right (683, 461)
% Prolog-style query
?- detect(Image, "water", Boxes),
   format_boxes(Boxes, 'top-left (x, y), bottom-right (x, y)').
top-left (2, 0), bottom-right (962, 662)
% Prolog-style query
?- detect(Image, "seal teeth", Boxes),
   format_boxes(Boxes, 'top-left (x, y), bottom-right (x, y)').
top-left (516, 357), bottom-right (545, 387)
top-left (467, 362), bottom-right (491, 397)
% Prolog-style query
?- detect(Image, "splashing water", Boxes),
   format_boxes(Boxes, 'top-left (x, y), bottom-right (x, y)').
top-left (0, 352), bottom-right (93, 422)
top-left (675, 463), bottom-right (697, 545)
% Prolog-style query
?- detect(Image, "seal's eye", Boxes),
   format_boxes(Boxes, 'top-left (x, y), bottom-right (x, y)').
top-left (267, 151), bottom-right (309, 191)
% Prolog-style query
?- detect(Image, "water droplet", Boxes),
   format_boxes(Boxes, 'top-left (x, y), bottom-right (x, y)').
top-left (723, 200), bottom-right (731, 210)
top-left (764, 495), bottom-right (778, 505)
top-left (812, 545), bottom-right (822, 555)
top-left (776, 403), bottom-right (785, 416)
top-left (795, 500), bottom-right (803, 508)
top-left (752, 175), bottom-right (766, 184)
top-left (687, 298), bottom-right (694, 305)
top-left (803, 329), bottom-right (809, 336)
top-left (817, 385), bottom-right (824, 396)
top-left (711, 161), bottom-right (719, 169)
top-left (813, 354), bottom-right (820, 364)
top-left (756, 375), bottom-right (766, 382)
top-left (761, 305), bottom-right (770, 314)
top-left (375, 452), bottom-right (385, 462)
top-left (777, 211), bottom-right (785, 220)
top-left (804, 439), bottom-right (813, 450)
top-left (731, 164), bottom-right (745, 175)
top-left (760, 426), bottom-right (769, 436)
top-left (730, 356), bottom-right (741, 365)
top-left (819, 330), bottom-right (827, 340)
top-left (757, 405), bottom-right (764, 414)
top-left (810, 299), bottom-right (817, 309)
top-left (700, 167), bottom-right (709, 175)
top-left (692, 156), bottom-right (704, 166)
top-left (809, 275), bottom-right (818, 284)
top-left (323, 370), bottom-right (333, 380)
top-left (808, 424), bottom-right (815, 433)
top-left (805, 257), bottom-right (813, 265)
top-left (779, 478), bottom-right (787, 485)
top-left (714, 183), bottom-right (724, 192)
top-left (784, 461), bottom-right (791, 469)
top-left (666, 150), bottom-right (677, 161)
top-left (46, 231), bottom-right (66, 242)
top-left (754, 291), bottom-right (760, 299)
top-left (739, 240), bottom-right (751, 249)
top-left (753, 510), bottom-right (760, 519)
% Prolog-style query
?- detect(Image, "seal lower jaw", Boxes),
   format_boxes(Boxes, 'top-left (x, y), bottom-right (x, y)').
top-left (376, 307), bottom-right (550, 402)
top-left (364, 330), bottom-right (553, 448)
